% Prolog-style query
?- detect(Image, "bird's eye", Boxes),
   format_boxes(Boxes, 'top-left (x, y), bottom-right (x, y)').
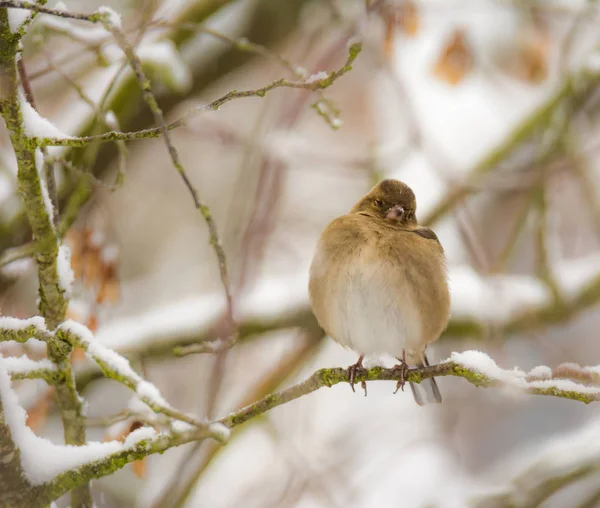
top-left (374, 199), bottom-right (383, 208)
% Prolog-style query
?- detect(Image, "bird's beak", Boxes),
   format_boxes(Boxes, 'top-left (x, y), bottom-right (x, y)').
top-left (386, 204), bottom-right (405, 220)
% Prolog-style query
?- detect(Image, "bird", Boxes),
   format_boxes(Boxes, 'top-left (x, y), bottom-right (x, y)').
top-left (309, 179), bottom-right (450, 405)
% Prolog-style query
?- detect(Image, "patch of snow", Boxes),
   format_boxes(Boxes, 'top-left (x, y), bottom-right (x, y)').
top-left (124, 426), bottom-right (157, 447)
top-left (171, 420), bottom-right (195, 434)
top-left (294, 66), bottom-right (308, 78)
top-left (0, 364), bottom-right (122, 485)
top-left (59, 319), bottom-right (94, 343)
top-left (136, 381), bottom-right (168, 407)
top-left (305, 71), bottom-right (329, 84)
top-left (449, 351), bottom-right (600, 396)
top-left (96, 6), bottom-right (122, 29)
top-left (209, 422), bottom-right (231, 443)
top-left (0, 356), bottom-right (55, 375)
top-left (60, 320), bottom-right (173, 413)
top-left (8, 7), bottom-right (30, 33)
top-left (528, 365), bottom-right (553, 379)
top-left (0, 316), bottom-right (47, 333)
top-left (1, 258), bottom-right (34, 279)
top-left (34, 149), bottom-right (55, 224)
top-left (56, 244), bottom-right (74, 295)
top-left (448, 265), bottom-right (550, 323)
top-left (554, 254), bottom-right (600, 300)
top-left (61, 320), bottom-right (139, 379)
top-left (20, 93), bottom-right (72, 139)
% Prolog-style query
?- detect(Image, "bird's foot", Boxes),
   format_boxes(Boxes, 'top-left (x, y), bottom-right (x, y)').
top-left (393, 350), bottom-right (409, 394)
top-left (348, 355), bottom-right (365, 394)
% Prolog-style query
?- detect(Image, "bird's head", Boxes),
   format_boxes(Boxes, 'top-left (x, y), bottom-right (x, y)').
top-left (351, 179), bottom-right (418, 225)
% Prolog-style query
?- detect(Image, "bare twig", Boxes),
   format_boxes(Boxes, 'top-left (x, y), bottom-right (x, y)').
top-left (40, 42), bottom-right (362, 148)
top-left (104, 21), bottom-right (238, 333)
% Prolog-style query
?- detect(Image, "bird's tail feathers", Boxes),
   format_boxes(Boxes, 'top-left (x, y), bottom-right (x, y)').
top-left (409, 377), bottom-right (442, 406)
top-left (409, 353), bottom-right (442, 406)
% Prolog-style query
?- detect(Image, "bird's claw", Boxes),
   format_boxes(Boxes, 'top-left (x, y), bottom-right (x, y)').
top-left (393, 350), bottom-right (409, 394)
top-left (348, 355), bottom-right (365, 393)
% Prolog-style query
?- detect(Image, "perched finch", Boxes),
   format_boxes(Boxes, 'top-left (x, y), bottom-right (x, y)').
top-left (309, 179), bottom-right (450, 405)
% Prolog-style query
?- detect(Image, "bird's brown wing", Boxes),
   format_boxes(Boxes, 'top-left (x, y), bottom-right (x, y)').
top-left (410, 226), bottom-right (440, 244)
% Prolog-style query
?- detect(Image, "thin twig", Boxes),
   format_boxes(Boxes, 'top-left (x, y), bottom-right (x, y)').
top-left (105, 21), bottom-right (237, 331)
top-left (39, 42), bottom-right (362, 148)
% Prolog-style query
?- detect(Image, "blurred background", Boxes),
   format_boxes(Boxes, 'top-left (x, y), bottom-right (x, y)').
top-left (2, 0), bottom-right (600, 506)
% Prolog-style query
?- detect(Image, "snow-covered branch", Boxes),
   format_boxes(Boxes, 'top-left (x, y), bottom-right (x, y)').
top-left (7, 340), bottom-right (600, 506)
top-left (57, 321), bottom-right (207, 428)
top-left (0, 1), bottom-right (118, 24)
top-left (0, 316), bottom-right (48, 343)
top-left (1, 356), bottom-right (58, 383)
top-left (219, 352), bottom-right (600, 431)
top-left (0, 9), bottom-right (102, 504)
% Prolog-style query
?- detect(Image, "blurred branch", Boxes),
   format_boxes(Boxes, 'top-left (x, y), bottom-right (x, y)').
top-left (103, 18), bottom-right (238, 336)
top-left (422, 66), bottom-right (600, 226)
top-left (470, 417), bottom-right (600, 508)
top-left (163, 331), bottom-right (324, 507)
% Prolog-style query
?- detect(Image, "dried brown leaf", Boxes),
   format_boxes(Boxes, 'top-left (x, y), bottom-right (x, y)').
top-left (433, 29), bottom-right (474, 85)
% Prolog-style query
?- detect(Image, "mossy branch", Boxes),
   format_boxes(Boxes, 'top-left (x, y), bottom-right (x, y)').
top-left (220, 359), bottom-right (600, 429)
top-left (0, 8), bottom-right (90, 506)
top-left (22, 353), bottom-right (600, 504)
top-left (58, 325), bottom-right (208, 429)
top-left (0, 0), bottom-right (108, 22)
top-left (37, 42), bottom-right (362, 148)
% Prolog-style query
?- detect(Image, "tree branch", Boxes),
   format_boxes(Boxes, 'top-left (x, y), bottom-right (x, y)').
top-left (0, 9), bottom-right (90, 506)
top-left (27, 351), bottom-right (600, 503)
top-left (58, 322), bottom-right (208, 429)
top-left (0, 0), bottom-right (107, 22)
top-left (37, 42), bottom-right (362, 147)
